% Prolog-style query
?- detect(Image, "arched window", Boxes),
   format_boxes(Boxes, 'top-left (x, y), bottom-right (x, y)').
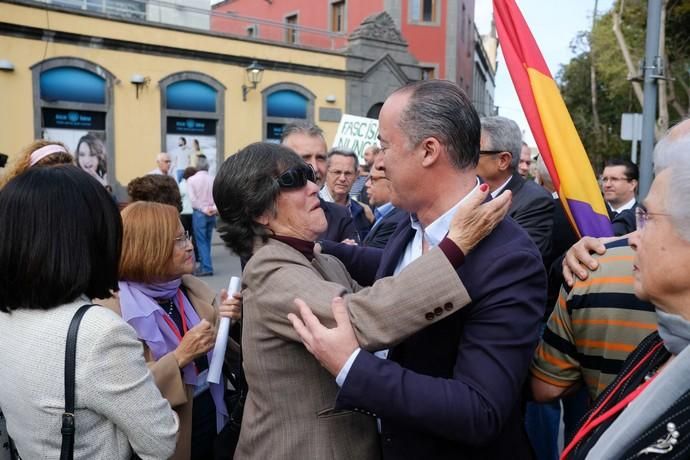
top-left (32, 58), bottom-right (115, 187)
top-left (160, 72), bottom-right (225, 178)
top-left (262, 83), bottom-right (315, 142)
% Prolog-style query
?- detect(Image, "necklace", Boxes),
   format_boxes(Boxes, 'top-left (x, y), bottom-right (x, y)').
top-left (158, 298), bottom-right (176, 316)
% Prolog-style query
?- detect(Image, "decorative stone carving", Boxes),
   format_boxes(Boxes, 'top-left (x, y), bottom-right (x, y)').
top-left (348, 12), bottom-right (407, 45)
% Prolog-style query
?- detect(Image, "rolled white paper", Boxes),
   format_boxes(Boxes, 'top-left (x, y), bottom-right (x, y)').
top-left (207, 276), bottom-right (241, 384)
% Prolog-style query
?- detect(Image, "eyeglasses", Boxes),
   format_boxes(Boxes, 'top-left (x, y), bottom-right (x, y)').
top-left (173, 230), bottom-right (192, 248)
top-left (276, 164), bottom-right (316, 189)
top-left (366, 174), bottom-right (389, 184)
top-left (479, 150), bottom-right (507, 155)
top-left (635, 206), bottom-right (670, 230)
top-left (600, 176), bottom-right (631, 184)
top-left (328, 169), bottom-right (355, 179)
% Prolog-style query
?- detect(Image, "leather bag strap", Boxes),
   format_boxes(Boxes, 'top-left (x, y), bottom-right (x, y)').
top-left (60, 304), bottom-right (95, 460)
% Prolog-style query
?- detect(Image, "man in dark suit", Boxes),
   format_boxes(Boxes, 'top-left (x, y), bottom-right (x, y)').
top-left (602, 158), bottom-right (639, 235)
top-left (281, 121), bottom-right (356, 242)
top-left (361, 150), bottom-right (406, 249)
top-left (319, 149), bottom-right (374, 241)
top-left (476, 116), bottom-right (554, 260)
top-left (289, 80), bottom-right (546, 459)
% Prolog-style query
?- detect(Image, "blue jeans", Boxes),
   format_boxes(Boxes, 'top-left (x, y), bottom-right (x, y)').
top-left (192, 210), bottom-right (216, 273)
top-left (525, 322), bottom-right (562, 460)
top-left (525, 400), bottom-right (561, 460)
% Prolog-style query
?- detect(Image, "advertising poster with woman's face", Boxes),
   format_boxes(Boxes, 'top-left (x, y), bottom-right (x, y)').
top-left (42, 129), bottom-right (109, 187)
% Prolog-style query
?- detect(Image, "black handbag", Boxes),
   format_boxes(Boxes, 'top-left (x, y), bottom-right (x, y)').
top-left (60, 304), bottom-right (95, 460)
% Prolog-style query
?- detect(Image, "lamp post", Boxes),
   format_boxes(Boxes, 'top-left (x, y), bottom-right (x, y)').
top-left (242, 60), bottom-right (264, 101)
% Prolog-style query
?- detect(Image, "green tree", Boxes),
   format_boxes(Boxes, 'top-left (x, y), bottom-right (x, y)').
top-left (558, 0), bottom-right (689, 168)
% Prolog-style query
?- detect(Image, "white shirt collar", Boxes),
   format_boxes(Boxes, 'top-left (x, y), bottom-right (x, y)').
top-left (490, 175), bottom-right (513, 199)
top-left (318, 186), bottom-right (350, 205)
top-left (318, 186), bottom-right (333, 202)
top-left (609, 197), bottom-right (636, 213)
top-left (395, 178), bottom-right (480, 274)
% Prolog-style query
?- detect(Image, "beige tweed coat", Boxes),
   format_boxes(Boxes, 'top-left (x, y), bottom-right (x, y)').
top-left (235, 238), bottom-right (471, 460)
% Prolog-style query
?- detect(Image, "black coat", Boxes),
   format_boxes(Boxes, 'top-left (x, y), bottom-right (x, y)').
top-left (610, 202), bottom-right (638, 236)
top-left (566, 332), bottom-right (690, 460)
top-left (503, 172), bottom-right (555, 260)
top-left (319, 198), bottom-right (356, 242)
top-left (362, 207), bottom-right (406, 249)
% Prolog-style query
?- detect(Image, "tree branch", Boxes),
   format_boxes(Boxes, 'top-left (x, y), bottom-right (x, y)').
top-left (612, 0), bottom-right (644, 106)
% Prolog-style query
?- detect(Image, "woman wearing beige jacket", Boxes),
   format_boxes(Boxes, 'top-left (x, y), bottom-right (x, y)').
top-left (101, 201), bottom-right (240, 460)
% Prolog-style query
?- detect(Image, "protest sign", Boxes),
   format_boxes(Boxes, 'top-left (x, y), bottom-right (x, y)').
top-left (332, 114), bottom-right (379, 163)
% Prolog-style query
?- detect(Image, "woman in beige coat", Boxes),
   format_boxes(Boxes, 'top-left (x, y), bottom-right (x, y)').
top-left (101, 201), bottom-right (240, 460)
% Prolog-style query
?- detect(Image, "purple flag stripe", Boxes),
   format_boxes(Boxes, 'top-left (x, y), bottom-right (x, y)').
top-left (566, 198), bottom-right (614, 238)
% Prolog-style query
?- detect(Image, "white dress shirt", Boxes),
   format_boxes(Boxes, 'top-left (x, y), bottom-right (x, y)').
top-left (336, 178), bottom-right (480, 386)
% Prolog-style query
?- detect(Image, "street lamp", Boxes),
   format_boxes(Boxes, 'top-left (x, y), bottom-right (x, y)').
top-left (242, 60), bottom-right (264, 101)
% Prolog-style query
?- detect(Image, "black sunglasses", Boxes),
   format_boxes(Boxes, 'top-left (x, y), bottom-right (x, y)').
top-left (276, 164), bottom-right (316, 189)
top-left (479, 150), bottom-right (507, 155)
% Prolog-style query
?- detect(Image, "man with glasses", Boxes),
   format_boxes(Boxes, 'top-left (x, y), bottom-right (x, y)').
top-left (319, 149), bottom-right (373, 242)
top-left (601, 158), bottom-right (639, 235)
top-left (360, 150), bottom-right (405, 249)
top-left (281, 122), bottom-right (358, 242)
top-left (477, 116), bottom-right (556, 458)
top-left (477, 116), bottom-right (554, 259)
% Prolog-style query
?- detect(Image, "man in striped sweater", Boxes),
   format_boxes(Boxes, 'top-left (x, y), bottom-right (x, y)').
top-left (530, 239), bottom-right (656, 402)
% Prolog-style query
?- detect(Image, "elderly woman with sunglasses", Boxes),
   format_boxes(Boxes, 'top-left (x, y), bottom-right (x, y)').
top-left (212, 142), bottom-right (511, 460)
top-left (561, 120), bottom-right (690, 459)
top-left (100, 201), bottom-right (240, 460)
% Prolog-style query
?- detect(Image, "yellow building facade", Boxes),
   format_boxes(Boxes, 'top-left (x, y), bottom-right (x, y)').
top-left (0, 1), bottom-right (347, 196)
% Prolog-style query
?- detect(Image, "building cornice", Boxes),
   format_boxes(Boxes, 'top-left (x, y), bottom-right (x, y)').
top-left (0, 21), bottom-right (361, 80)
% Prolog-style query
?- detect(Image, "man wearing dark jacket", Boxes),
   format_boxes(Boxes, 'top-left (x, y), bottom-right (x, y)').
top-left (290, 80), bottom-right (545, 460)
top-left (361, 150), bottom-right (405, 249)
top-left (477, 116), bottom-right (554, 260)
top-left (319, 149), bottom-right (373, 242)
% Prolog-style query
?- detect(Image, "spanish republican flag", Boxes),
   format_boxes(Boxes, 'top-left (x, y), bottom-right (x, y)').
top-left (493, 0), bottom-right (613, 237)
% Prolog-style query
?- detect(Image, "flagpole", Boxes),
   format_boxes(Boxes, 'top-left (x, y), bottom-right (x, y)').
top-left (638, 0), bottom-right (663, 199)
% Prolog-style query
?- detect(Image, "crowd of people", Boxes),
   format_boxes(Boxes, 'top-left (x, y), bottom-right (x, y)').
top-left (0, 78), bottom-right (689, 460)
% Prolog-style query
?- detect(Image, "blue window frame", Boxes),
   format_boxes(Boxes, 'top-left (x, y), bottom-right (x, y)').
top-left (166, 80), bottom-right (217, 112)
top-left (267, 90), bottom-right (308, 119)
top-left (39, 67), bottom-right (105, 104)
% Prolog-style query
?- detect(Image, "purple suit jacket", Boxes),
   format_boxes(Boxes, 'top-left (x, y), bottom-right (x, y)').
top-left (326, 215), bottom-right (545, 459)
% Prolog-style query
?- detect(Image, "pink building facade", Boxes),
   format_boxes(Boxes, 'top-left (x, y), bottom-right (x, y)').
top-left (211, 0), bottom-right (476, 94)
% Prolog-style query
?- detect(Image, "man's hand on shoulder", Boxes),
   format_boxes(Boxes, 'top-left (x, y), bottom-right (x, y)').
top-left (562, 236), bottom-right (609, 286)
top-left (288, 297), bottom-right (358, 376)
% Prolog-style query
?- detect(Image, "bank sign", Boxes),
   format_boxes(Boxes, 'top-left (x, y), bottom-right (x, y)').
top-left (43, 108), bottom-right (105, 130)
top-left (332, 114), bottom-right (379, 163)
top-left (167, 117), bottom-right (216, 135)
